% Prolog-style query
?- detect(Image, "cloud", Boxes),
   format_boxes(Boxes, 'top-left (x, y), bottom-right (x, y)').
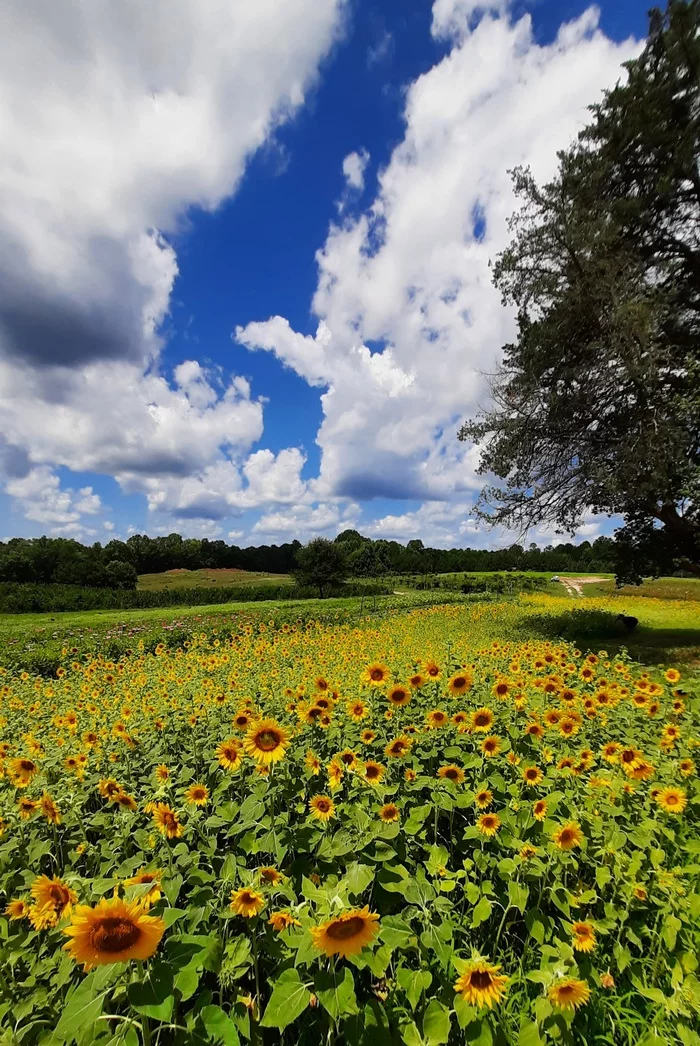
top-left (0, 0), bottom-right (345, 529)
top-left (3, 467), bottom-right (104, 537)
top-left (342, 149), bottom-right (370, 192)
top-left (237, 5), bottom-right (640, 538)
top-left (251, 501), bottom-right (359, 542)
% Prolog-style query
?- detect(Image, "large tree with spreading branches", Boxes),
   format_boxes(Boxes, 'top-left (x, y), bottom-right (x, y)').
top-left (460, 0), bottom-right (700, 583)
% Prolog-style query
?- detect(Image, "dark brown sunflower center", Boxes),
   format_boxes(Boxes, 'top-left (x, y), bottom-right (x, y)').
top-left (382, 807), bottom-right (397, 818)
top-left (560, 830), bottom-right (573, 844)
top-left (392, 743), bottom-right (407, 754)
top-left (239, 891), bottom-right (256, 904)
top-left (452, 677), bottom-right (467, 688)
top-left (235, 717), bottom-right (249, 727)
top-left (428, 668), bottom-right (439, 676)
top-left (139, 875), bottom-right (156, 884)
top-left (49, 885), bottom-right (71, 908)
top-left (370, 669), bottom-right (384, 681)
top-left (496, 685), bottom-right (508, 694)
top-left (255, 731), bottom-right (281, 751)
top-left (526, 770), bottom-right (538, 780)
top-left (366, 766), bottom-right (380, 779)
top-left (475, 714), bottom-right (489, 726)
top-left (444, 769), bottom-right (459, 780)
top-left (484, 742), bottom-right (496, 751)
top-left (666, 795), bottom-right (678, 805)
top-left (90, 917), bottom-right (141, 953)
top-left (558, 984), bottom-right (575, 997)
top-left (469, 970), bottom-right (493, 989)
top-left (390, 692), bottom-right (407, 703)
top-left (20, 760), bottom-right (36, 772)
top-left (326, 916), bottom-right (364, 940)
top-left (340, 753), bottom-right (355, 764)
top-left (316, 800), bottom-right (330, 812)
top-left (308, 708), bottom-right (322, 720)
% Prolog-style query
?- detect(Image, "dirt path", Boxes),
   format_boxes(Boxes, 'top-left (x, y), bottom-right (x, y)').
top-left (559, 576), bottom-right (608, 597)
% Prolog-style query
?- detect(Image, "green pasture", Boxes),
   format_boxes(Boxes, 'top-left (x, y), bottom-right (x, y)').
top-left (137, 568), bottom-right (292, 591)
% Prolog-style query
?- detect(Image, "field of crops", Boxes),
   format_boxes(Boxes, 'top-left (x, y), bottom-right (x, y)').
top-left (0, 598), bottom-right (698, 1046)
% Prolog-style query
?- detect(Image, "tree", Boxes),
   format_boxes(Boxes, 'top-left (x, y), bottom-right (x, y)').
top-left (294, 538), bottom-right (348, 597)
top-left (104, 559), bottom-right (139, 590)
top-left (459, 1), bottom-right (700, 583)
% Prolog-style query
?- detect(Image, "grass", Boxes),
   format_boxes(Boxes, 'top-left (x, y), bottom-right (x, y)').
top-left (137, 568), bottom-right (292, 590)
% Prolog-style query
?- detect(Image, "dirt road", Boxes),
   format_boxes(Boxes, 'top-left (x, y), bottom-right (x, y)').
top-left (558, 576), bottom-right (608, 597)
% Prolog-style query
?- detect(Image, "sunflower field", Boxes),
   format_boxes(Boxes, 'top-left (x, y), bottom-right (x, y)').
top-left (0, 602), bottom-right (698, 1046)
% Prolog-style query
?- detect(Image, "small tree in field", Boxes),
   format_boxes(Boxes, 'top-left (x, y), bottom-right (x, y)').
top-left (105, 559), bottom-right (139, 590)
top-left (294, 538), bottom-right (348, 598)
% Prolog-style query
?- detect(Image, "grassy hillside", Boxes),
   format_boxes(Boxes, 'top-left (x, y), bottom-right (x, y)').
top-left (137, 567), bottom-right (292, 590)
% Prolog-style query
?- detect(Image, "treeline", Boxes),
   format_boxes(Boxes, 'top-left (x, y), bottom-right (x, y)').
top-left (0, 580), bottom-right (390, 615)
top-left (0, 530), bottom-right (617, 588)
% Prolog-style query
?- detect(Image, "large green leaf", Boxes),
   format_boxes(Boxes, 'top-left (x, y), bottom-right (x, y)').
top-left (260, 968), bottom-right (312, 1031)
top-left (422, 999), bottom-right (451, 1045)
top-left (126, 961), bottom-right (174, 1021)
top-left (314, 967), bottom-right (358, 1020)
top-left (199, 1004), bottom-right (241, 1045)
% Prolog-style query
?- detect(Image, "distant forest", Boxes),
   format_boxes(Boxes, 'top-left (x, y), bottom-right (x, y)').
top-left (0, 529), bottom-right (617, 589)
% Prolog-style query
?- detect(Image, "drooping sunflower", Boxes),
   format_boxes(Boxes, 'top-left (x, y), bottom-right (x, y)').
top-left (363, 761), bottom-right (385, 784)
top-left (98, 778), bottom-right (122, 800)
top-left (379, 803), bottom-right (400, 822)
top-left (243, 720), bottom-right (290, 765)
top-left (229, 888), bottom-right (265, 918)
top-left (9, 757), bottom-right (39, 788)
top-left (185, 784), bottom-right (209, 807)
top-left (31, 875), bottom-right (77, 922)
top-left (385, 735), bottom-right (412, 759)
top-left (655, 787), bottom-right (687, 814)
top-left (387, 685), bottom-right (411, 707)
top-left (548, 977), bottom-right (590, 1011)
top-left (363, 663), bottom-right (390, 687)
top-left (155, 764), bottom-right (170, 782)
top-left (310, 906), bottom-right (379, 958)
top-left (474, 788), bottom-right (493, 809)
top-left (520, 844), bottom-right (538, 861)
top-left (454, 959), bottom-right (509, 1009)
top-left (327, 759), bottom-right (344, 790)
top-left (309, 795), bottom-right (336, 822)
top-left (481, 735), bottom-right (501, 758)
top-left (18, 797), bottom-right (37, 820)
top-left (63, 896), bottom-right (165, 970)
top-left (552, 822), bottom-right (583, 850)
top-left (522, 766), bottom-right (544, 787)
top-left (438, 764), bottom-right (465, 785)
top-left (477, 813), bottom-right (501, 837)
top-left (258, 867), bottom-right (284, 886)
top-left (268, 911), bottom-right (301, 932)
top-left (571, 921), bottom-right (596, 952)
top-left (448, 671), bottom-right (472, 697)
top-left (305, 750), bottom-right (322, 775)
top-left (124, 869), bottom-right (162, 907)
top-left (152, 803), bottom-right (184, 839)
top-left (114, 793), bottom-right (137, 812)
top-left (39, 793), bottom-right (61, 825)
top-left (532, 799), bottom-right (548, 821)
top-left (470, 707), bottom-right (494, 733)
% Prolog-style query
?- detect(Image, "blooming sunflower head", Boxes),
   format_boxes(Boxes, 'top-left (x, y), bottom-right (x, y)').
top-left (30, 875), bottom-right (77, 920)
top-left (62, 896), bottom-right (165, 970)
top-left (548, 977), bottom-right (590, 1011)
top-left (471, 708), bottom-right (494, 733)
top-left (378, 803), bottom-right (399, 823)
top-left (229, 888), bottom-right (265, 918)
top-left (448, 671), bottom-right (472, 696)
top-left (438, 764), bottom-right (465, 784)
top-left (552, 821), bottom-right (583, 850)
top-left (268, 911), bottom-right (301, 932)
top-left (310, 906), bottom-right (379, 958)
top-left (655, 787), bottom-right (687, 814)
top-left (363, 760), bottom-right (385, 784)
top-left (243, 720), bottom-right (289, 765)
top-left (481, 735), bottom-right (501, 758)
top-left (385, 735), bottom-right (412, 759)
top-left (453, 959), bottom-right (509, 1009)
top-left (309, 795), bottom-right (336, 822)
top-left (477, 813), bottom-right (501, 837)
top-left (363, 663), bottom-right (390, 687)
top-left (571, 920), bottom-right (596, 952)
top-left (387, 685), bottom-right (411, 707)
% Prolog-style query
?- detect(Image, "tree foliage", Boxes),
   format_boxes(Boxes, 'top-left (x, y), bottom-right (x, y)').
top-left (460, 1), bottom-right (700, 583)
top-left (294, 538), bottom-right (349, 597)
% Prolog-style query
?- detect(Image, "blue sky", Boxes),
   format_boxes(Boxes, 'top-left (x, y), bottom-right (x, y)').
top-left (0, 0), bottom-right (648, 548)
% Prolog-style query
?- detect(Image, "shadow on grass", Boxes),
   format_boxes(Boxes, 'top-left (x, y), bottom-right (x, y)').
top-left (525, 608), bottom-right (700, 668)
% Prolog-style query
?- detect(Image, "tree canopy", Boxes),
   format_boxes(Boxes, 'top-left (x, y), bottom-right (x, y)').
top-left (460, 0), bottom-right (700, 583)
top-left (294, 538), bottom-right (348, 597)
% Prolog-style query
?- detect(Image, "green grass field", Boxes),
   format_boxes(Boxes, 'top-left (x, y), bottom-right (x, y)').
top-left (137, 567), bottom-right (292, 590)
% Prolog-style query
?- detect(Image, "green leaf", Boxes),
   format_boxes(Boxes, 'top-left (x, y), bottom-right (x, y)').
top-left (380, 914), bottom-right (416, 951)
top-left (126, 961), bottom-right (174, 1021)
top-left (518, 1020), bottom-right (543, 1046)
top-left (260, 968), bottom-right (311, 1031)
top-left (662, 914), bottom-right (682, 951)
top-left (174, 965), bottom-right (200, 1001)
top-left (200, 1004), bottom-right (241, 1046)
top-left (462, 1018), bottom-right (493, 1046)
top-left (422, 999), bottom-right (451, 1045)
top-left (54, 976), bottom-right (106, 1043)
top-left (400, 1019), bottom-right (424, 1046)
top-left (396, 967), bottom-right (432, 1011)
top-left (471, 896), bottom-right (493, 927)
top-left (161, 907), bottom-right (187, 928)
top-left (508, 881), bottom-right (529, 913)
top-left (345, 862), bottom-right (375, 897)
top-left (315, 967), bottom-right (358, 1020)
top-left (596, 866), bottom-right (612, 890)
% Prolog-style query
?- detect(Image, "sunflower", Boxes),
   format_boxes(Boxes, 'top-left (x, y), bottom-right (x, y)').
top-left (679, 759), bottom-right (695, 777)
top-left (655, 787), bottom-right (687, 814)
top-left (454, 959), bottom-right (509, 1009)
top-left (230, 888), bottom-right (265, 918)
top-left (409, 673), bottom-right (426, 689)
top-left (524, 723), bottom-right (544, 739)
top-left (619, 747), bottom-right (643, 773)
top-left (347, 701), bottom-right (367, 721)
top-left (63, 896), bottom-right (165, 970)
top-left (305, 750), bottom-right (322, 775)
top-left (633, 885), bottom-right (647, 901)
top-left (232, 710), bottom-right (254, 731)
top-left (124, 870), bottom-right (162, 907)
top-left (18, 797), bottom-right (37, 819)
top-left (5, 898), bottom-right (28, 920)
top-left (522, 766), bottom-right (544, 787)
top-left (520, 844), bottom-right (538, 861)
top-left (548, 977), bottom-right (590, 1011)
top-left (426, 709), bottom-right (448, 728)
top-left (385, 735), bottom-right (412, 759)
top-left (571, 921), bottom-right (596, 952)
top-left (404, 768), bottom-right (417, 782)
top-left (360, 729), bottom-right (376, 744)
top-left (216, 740), bottom-right (243, 772)
top-left (268, 911), bottom-right (301, 932)
top-left (387, 685), bottom-right (411, 707)
top-left (481, 735), bottom-right (501, 758)
top-left (152, 803), bottom-right (184, 839)
top-left (664, 668), bottom-right (681, 684)
top-left (492, 681), bottom-right (510, 700)
top-left (630, 759), bottom-right (655, 781)
top-left (471, 708), bottom-right (494, 733)
top-left (477, 813), bottom-right (501, 837)
top-left (552, 822), bottom-right (583, 850)
top-left (363, 663), bottom-right (390, 687)
top-left (474, 788), bottom-right (493, 809)
top-left (448, 671), bottom-right (472, 696)
top-left (9, 757), bottom-right (38, 787)
top-left (29, 903), bottom-right (60, 930)
top-left (243, 720), bottom-right (290, 765)
top-left (39, 793), bottom-right (61, 825)
top-left (452, 711), bottom-right (469, 731)
top-left (310, 906), bottom-right (379, 958)
top-left (423, 661), bottom-right (441, 680)
top-left (379, 803), bottom-right (400, 822)
top-left (98, 778), bottom-right (122, 800)
top-left (114, 793), bottom-right (137, 811)
top-left (258, 867), bottom-right (284, 885)
top-left (155, 764), bottom-right (170, 782)
top-left (559, 717), bottom-right (579, 738)
top-left (363, 761), bottom-right (385, 784)
top-left (338, 748), bottom-right (357, 768)
top-left (600, 742), bottom-right (620, 763)
top-left (309, 795), bottom-right (336, 822)
top-left (31, 875), bottom-right (77, 921)
top-left (533, 799), bottom-right (548, 821)
top-left (184, 783), bottom-right (208, 807)
top-left (438, 764), bottom-right (465, 784)
top-left (327, 760), bottom-right (344, 790)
